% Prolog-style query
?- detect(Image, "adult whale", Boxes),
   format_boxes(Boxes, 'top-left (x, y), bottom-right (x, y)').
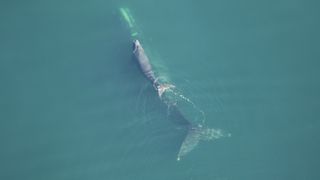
top-left (132, 39), bottom-right (212, 160)
top-left (120, 8), bottom-right (229, 160)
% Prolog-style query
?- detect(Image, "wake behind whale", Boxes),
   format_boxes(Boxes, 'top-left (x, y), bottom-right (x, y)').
top-left (120, 8), bottom-right (230, 160)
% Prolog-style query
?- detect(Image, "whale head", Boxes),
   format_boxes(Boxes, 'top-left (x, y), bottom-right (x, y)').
top-left (132, 39), bottom-right (141, 53)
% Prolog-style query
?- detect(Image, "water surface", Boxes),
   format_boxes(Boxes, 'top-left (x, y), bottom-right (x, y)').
top-left (0, 0), bottom-right (319, 179)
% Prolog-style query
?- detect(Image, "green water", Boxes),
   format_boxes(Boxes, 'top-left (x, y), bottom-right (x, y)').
top-left (1, 0), bottom-right (320, 179)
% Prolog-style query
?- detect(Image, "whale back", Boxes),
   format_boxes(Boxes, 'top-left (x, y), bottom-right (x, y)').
top-left (133, 40), bottom-right (156, 82)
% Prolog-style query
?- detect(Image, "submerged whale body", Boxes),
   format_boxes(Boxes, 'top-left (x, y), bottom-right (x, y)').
top-left (132, 40), bottom-right (227, 160)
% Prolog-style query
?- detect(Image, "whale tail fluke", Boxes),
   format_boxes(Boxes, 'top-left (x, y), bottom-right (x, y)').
top-left (177, 125), bottom-right (231, 161)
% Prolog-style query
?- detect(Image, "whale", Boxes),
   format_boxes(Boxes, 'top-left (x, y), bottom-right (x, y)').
top-left (132, 39), bottom-right (206, 160)
top-left (120, 8), bottom-right (229, 161)
top-left (132, 39), bottom-right (229, 160)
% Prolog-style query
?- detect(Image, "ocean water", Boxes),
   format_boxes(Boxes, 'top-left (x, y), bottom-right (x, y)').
top-left (1, 0), bottom-right (320, 179)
